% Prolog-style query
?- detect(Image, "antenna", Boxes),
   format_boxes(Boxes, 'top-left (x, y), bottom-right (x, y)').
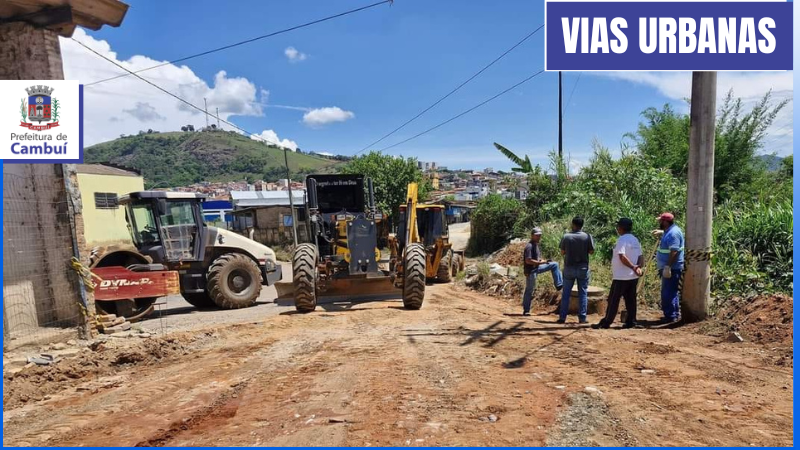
top-left (204, 98), bottom-right (209, 128)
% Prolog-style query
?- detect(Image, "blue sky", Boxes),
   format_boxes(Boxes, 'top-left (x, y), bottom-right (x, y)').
top-left (64, 0), bottom-right (793, 172)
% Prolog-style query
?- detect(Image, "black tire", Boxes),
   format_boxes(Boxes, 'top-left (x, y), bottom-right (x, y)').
top-left (402, 243), bottom-right (426, 310)
top-left (437, 249), bottom-right (453, 283)
top-left (292, 243), bottom-right (318, 313)
top-left (182, 292), bottom-right (216, 309)
top-left (207, 253), bottom-right (262, 309)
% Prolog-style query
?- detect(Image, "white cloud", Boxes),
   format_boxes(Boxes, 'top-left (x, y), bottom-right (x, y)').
top-left (250, 129), bottom-right (298, 151)
top-left (284, 46), bottom-right (307, 62)
top-left (592, 71), bottom-right (793, 155)
top-left (302, 106), bottom-right (355, 127)
top-left (61, 29), bottom-right (269, 145)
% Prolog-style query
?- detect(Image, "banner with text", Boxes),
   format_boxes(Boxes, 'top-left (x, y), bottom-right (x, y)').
top-left (545, 0), bottom-right (793, 71)
top-left (0, 80), bottom-right (83, 163)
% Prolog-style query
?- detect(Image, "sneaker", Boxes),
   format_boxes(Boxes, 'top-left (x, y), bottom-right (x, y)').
top-left (555, 285), bottom-right (563, 291)
top-left (621, 322), bottom-right (638, 329)
top-left (522, 311), bottom-right (531, 316)
top-left (578, 318), bottom-right (589, 324)
top-left (556, 319), bottom-right (566, 324)
top-left (591, 321), bottom-right (610, 329)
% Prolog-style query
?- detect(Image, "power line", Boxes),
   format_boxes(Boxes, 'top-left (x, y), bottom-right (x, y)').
top-left (376, 69), bottom-right (545, 152)
top-left (355, 25), bottom-right (544, 154)
top-left (561, 71), bottom-right (582, 119)
top-left (72, 38), bottom-right (288, 150)
top-left (83, 0), bottom-right (393, 87)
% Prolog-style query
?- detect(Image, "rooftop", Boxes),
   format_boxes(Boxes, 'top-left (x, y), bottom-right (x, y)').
top-left (75, 163), bottom-right (140, 177)
top-left (0, 0), bottom-right (129, 37)
top-left (230, 190), bottom-right (306, 208)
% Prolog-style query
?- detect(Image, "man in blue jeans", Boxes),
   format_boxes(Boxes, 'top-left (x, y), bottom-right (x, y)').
top-left (558, 217), bottom-right (595, 324)
top-left (522, 227), bottom-right (563, 316)
top-left (655, 212), bottom-right (684, 323)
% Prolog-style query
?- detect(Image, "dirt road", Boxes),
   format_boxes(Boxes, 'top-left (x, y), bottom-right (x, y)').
top-left (3, 284), bottom-right (793, 447)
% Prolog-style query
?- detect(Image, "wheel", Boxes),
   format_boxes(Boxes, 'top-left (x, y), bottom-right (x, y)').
top-left (91, 247), bottom-right (156, 321)
top-left (95, 297), bottom-right (156, 321)
top-left (182, 292), bottom-right (216, 309)
top-left (402, 243), bottom-right (426, 310)
top-left (207, 253), bottom-right (262, 309)
top-left (437, 249), bottom-right (453, 283)
top-left (451, 254), bottom-right (462, 277)
top-left (292, 243), bottom-right (318, 313)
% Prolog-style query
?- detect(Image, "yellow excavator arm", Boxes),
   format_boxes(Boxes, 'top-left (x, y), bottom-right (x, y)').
top-left (404, 182), bottom-right (419, 246)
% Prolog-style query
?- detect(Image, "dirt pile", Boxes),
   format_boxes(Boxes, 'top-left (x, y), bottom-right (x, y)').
top-left (490, 242), bottom-right (526, 268)
top-left (725, 293), bottom-right (793, 345)
top-left (3, 334), bottom-right (195, 410)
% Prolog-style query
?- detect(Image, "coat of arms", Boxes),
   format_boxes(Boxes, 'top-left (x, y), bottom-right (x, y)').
top-left (20, 85), bottom-right (60, 131)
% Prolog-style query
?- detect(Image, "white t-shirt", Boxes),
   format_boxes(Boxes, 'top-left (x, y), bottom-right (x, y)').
top-left (612, 233), bottom-right (643, 280)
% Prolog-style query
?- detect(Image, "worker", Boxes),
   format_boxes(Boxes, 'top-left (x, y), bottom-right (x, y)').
top-left (592, 218), bottom-right (644, 329)
top-left (654, 212), bottom-right (684, 323)
top-left (558, 216), bottom-right (594, 324)
top-left (521, 227), bottom-right (563, 316)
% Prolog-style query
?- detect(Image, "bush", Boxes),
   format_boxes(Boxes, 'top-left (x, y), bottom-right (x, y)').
top-left (467, 194), bottom-right (521, 255)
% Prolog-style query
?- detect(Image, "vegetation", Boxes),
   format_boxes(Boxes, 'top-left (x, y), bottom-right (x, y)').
top-left (85, 130), bottom-right (341, 188)
top-left (485, 91), bottom-right (792, 301)
top-left (341, 151), bottom-right (431, 224)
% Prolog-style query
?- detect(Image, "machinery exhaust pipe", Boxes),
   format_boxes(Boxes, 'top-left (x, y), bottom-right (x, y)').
top-left (367, 177), bottom-right (376, 215)
top-left (307, 177), bottom-right (319, 212)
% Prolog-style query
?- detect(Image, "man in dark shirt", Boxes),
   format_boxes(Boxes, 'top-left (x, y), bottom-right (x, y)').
top-left (522, 227), bottom-right (563, 316)
top-left (558, 216), bottom-right (595, 324)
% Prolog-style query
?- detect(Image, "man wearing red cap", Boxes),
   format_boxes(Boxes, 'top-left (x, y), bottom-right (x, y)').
top-left (655, 212), bottom-right (684, 323)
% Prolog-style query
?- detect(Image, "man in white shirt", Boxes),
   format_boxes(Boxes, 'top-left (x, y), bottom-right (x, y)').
top-left (593, 218), bottom-right (644, 329)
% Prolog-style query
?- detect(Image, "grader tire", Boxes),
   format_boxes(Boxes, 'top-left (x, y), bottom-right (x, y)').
top-left (293, 243), bottom-right (318, 313)
top-left (437, 249), bottom-right (453, 283)
top-left (207, 253), bottom-right (262, 309)
top-left (402, 243), bottom-right (426, 310)
top-left (182, 292), bottom-right (216, 309)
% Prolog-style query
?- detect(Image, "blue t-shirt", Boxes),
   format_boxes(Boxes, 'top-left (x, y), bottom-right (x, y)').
top-left (657, 224), bottom-right (685, 270)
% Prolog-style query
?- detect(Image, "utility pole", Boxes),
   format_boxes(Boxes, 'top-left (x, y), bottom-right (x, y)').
top-left (558, 71), bottom-right (563, 161)
top-left (283, 147), bottom-right (299, 246)
top-left (684, 71), bottom-right (716, 322)
top-left (216, 107), bottom-right (220, 128)
top-left (204, 98), bottom-right (209, 128)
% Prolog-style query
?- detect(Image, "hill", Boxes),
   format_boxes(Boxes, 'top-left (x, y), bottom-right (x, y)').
top-left (756, 154), bottom-right (784, 172)
top-left (84, 130), bottom-right (341, 188)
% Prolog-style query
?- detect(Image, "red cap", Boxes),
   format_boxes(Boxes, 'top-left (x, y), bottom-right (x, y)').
top-left (657, 212), bottom-right (674, 221)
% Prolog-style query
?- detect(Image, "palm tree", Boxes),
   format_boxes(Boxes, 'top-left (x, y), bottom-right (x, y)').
top-left (494, 142), bottom-right (533, 173)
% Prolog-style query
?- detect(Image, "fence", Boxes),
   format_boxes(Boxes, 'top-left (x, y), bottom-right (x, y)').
top-left (3, 164), bottom-right (87, 350)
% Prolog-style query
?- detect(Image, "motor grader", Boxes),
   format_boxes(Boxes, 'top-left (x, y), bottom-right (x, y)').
top-left (291, 174), bottom-right (426, 312)
top-left (89, 191), bottom-right (282, 320)
top-left (397, 200), bottom-right (464, 283)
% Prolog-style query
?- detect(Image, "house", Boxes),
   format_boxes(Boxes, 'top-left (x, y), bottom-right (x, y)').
top-left (76, 164), bottom-right (144, 245)
top-left (229, 190), bottom-right (309, 246)
top-left (202, 200), bottom-right (233, 225)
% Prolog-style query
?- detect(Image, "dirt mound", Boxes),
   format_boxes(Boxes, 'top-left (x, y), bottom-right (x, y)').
top-left (726, 293), bottom-right (793, 345)
top-left (3, 335), bottom-right (193, 410)
top-left (491, 242), bottom-right (526, 268)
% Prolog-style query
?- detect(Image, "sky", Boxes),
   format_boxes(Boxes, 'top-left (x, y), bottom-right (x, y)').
top-left (62, 0), bottom-right (794, 172)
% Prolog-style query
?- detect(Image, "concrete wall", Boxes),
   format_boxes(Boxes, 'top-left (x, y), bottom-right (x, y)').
top-left (77, 173), bottom-right (144, 245)
top-left (3, 164), bottom-right (85, 346)
top-left (0, 22), bottom-right (64, 80)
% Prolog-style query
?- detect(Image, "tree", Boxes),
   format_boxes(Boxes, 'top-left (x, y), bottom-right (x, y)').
top-left (779, 155), bottom-right (793, 179)
top-left (627, 90), bottom-right (788, 201)
top-left (494, 142), bottom-right (533, 173)
top-left (341, 151), bottom-right (429, 224)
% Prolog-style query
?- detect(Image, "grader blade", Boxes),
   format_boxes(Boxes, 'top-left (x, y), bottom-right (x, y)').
top-left (275, 276), bottom-right (401, 304)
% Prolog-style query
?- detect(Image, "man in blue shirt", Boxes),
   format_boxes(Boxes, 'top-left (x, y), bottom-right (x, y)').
top-left (558, 217), bottom-right (595, 324)
top-left (655, 212), bottom-right (684, 323)
top-left (522, 227), bottom-right (563, 316)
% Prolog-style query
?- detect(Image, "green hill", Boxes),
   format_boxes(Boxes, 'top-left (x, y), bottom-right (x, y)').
top-left (84, 130), bottom-right (341, 188)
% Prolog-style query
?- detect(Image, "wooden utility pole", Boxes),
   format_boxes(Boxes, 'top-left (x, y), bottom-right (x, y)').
top-left (683, 71), bottom-right (716, 322)
top-left (283, 147), bottom-right (299, 246)
top-left (558, 71), bottom-right (563, 160)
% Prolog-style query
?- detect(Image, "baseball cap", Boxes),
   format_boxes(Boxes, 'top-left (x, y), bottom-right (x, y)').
top-left (656, 212), bottom-right (674, 221)
top-left (531, 227), bottom-right (543, 235)
top-left (617, 217), bottom-right (633, 228)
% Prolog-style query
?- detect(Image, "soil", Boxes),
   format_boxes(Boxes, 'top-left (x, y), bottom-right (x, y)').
top-left (725, 293), bottom-right (793, 345)
top-left (2, 284), bottom-right (793, 447)
top-left (491, 242), bottom-right (526, 268)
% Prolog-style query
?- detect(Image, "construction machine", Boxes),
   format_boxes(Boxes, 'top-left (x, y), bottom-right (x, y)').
top-left (89, 191), bottom-right (282, 320)
top-left (291, 174), bottom-right (426, 312)
top-left (397, 198), bottom-right (465, 283)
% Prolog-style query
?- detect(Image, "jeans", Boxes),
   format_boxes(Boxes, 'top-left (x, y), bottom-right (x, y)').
top-left (660, 267), bottom-right (682, 320)
top-left (522, 262), bottom-right (563, 314)
top-left (560, 266), bottom-right (590, 321)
